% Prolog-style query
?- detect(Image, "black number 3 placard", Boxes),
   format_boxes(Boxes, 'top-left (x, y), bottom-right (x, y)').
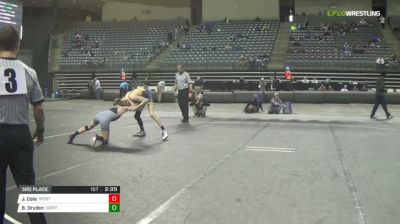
top-left (4, 68), bottom-right (18, 93)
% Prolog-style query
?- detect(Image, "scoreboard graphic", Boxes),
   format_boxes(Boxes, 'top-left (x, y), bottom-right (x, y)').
top-left (0, 0), bottom-right (23, 38)
top-left (17, 186), bottom-right (121, 213)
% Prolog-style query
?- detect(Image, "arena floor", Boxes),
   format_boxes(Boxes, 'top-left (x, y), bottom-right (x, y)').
top-left (4, 100), bottom-right (400, 224)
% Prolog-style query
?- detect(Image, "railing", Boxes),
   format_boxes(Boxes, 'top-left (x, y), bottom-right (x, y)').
top-left (53, 71), bottom-right (400, 99)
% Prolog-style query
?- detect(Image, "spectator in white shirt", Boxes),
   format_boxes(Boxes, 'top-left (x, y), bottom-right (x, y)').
top-left (94, 78), bottom-right (101, 99)
top-left (379, 15), bottom-right (385, 29)
top-left (340, 85), bottom-right (349, 92)
top-left (376, 57), bottom-right (385, 64)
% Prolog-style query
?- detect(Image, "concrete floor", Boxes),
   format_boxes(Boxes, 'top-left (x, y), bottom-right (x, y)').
top-left (4, 100), bottom-right (400, 224)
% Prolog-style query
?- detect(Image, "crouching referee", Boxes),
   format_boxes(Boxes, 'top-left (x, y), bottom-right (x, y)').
top-left (0, 26), bottom-right (47, 223)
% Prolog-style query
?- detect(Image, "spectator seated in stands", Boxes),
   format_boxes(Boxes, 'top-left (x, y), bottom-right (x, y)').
top-left (97, 57), bottom-right (107, 66)
top-left (63, 48), bottom-right (71, 57)
top-left (311, 78), bottom-right (319, 90)
top-left (73, 33), bottom-right (84, 43)
top-left (328, 85), bottom-right (335, 91)
top-left (359, 18), bottom-right (367, 26)
top-left (249, 55), bottom-right (257, 68)
top-left (318, 83), bottom-right (327, 91)
top-left (254, 17), bottom-right (261, 22)
top-left (244, 94), bottom-right (263, 113)
top-left (371, 35), bottom-right (381, 43)
top-left (262, 24), bottom-right (268, 31)
top-left (178, 43), bottom-right (191, 51)
top-left (93, 41), bottom-right (99, 49)
top-left (238, 55), bottom-right (246, 68)
top-left (255, 56), bottom-right (264, 68)
top-left (223, 17), bottom-right (230, 24)
top-left (360, 84), bottom-right (368, 91)
top-left (190, 93), bottom-right (210, 117)
top-left (224, 44), bottom-right (233, 51)
top-left (320, 23), bottom-right (329, 31)
top-left (376, 57), bottom-right (386, 69)
top-left (392, 54), bottom-right (399, 65)
top-left (301, 76), bottom-right (309, 84)
top-left (272, 75), bottom-right (281, 91)
top-left (340, 85), bottom-right (349, 92)
top-left (393, 25), bottom-right (400, 32)
top-left (325, 77), bottom-right (331, 84)
top-left (339, 27), bottom-right (346, 36)
top-left (343, 42), bottom-right (352, 56)
top-left (291, 41), bottom-right (301, 47)
top-left (355, 82), bottom-right (364, 91)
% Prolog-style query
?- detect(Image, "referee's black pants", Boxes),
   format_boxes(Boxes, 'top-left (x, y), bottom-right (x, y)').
top-left (370, 95), bottom-right (391, 118)
top-left (178, 88), bottom-right (189, 120)
top-left (0, 124), bottom-right (47, 224)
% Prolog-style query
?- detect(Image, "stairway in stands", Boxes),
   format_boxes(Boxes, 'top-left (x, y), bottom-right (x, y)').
top-left (48, 33), bottom-right (64, 72)
top-left (381, 27), bottom-right (400, 57)
top-left (146, 32), bottom-right (187, 70)
top-left (267, 22), bottom-right (290, 70)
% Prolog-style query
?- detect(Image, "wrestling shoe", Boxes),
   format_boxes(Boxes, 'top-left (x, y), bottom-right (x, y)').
top-left (67, 134), bottom-right (75, 144)
top-left (91, 134), bottom-right (98, 146)
top-left (162, 130), bottom-right (169, 141)
top-left (133, 130), bottom-right (146, 137)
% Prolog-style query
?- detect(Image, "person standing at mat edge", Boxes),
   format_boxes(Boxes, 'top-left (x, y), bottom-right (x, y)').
top-left (0, 26), bottom-right (47, 224)
top-left (174, 65), bottom-right (193, 123)
top-left (370, 73), bottom-right (393, 120)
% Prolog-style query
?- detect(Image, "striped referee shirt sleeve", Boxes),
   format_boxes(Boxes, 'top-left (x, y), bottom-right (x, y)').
top-left (185, 72), bottom-right (193, 84)
top-left (28, 70), bottom-right (44, 105)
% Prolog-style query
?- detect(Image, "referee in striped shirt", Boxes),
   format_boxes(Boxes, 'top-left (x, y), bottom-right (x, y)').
top-left (0, 26), bottom-right (47, 223)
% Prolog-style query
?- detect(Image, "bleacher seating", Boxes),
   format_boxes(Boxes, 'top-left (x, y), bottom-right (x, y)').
top-left (390, 16), bottom-right (400, 42)
top-left (160, 20), bottom-right (279, 69)
top-left (286, 18), bottom-right (393, 71)
top-left (54, 71), bottom-right (400, 98)
top-left (59, 20), bottom-right (184, 70)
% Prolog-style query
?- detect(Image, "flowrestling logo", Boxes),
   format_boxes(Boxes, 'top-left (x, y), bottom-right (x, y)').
top-left (327, 10), bottom-right (381, 17)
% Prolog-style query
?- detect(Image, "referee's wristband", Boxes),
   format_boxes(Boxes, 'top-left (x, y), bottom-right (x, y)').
top-left (35, 127), bottom-right (45, 135)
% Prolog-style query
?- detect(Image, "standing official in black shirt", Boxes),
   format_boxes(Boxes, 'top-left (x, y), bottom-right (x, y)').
top-left (370, 73), bottom-right (393, 119)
